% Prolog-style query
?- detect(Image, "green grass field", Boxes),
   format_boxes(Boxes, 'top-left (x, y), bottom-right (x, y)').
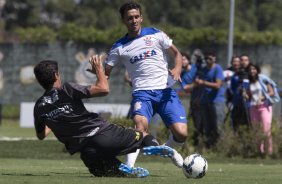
top-left (1, 120), bottom-right (282, 184)
top-left (1, 158), bottom-right (282, 184)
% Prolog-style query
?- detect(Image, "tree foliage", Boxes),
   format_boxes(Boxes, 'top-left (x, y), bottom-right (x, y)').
top-left (1, 0), bottom-right (282, 45)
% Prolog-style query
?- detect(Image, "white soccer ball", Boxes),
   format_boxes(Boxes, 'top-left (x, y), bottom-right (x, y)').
top-left (182, 153), bottom-right (208, 179)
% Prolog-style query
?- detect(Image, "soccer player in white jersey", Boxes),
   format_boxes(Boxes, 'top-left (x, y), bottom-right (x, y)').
top-left (105, 2), bottom-right (187, 169)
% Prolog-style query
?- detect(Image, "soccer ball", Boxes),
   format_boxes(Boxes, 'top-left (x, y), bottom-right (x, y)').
top-left (182, 153), bottom-right (208, 179)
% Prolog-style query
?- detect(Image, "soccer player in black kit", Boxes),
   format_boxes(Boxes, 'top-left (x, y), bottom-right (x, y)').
top-left (33, 55), bottom-right (180, 178)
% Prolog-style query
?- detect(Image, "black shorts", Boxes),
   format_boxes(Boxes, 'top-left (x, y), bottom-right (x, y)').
top-left (85, 123), bottom-right (144, 155)
top-left (79, 124), bottom-right (144, 177)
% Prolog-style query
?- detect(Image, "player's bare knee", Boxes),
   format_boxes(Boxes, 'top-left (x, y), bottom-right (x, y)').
top-left (133, 115), bottom-right (149, 132)
top-left (172, 128), bottom-right (188, 142)
top-left (135, 126), bottom-right (147, 133)
top-left (170, 124), bottom-right (188, 142)
top-left (134, 122), bottom-right (148, 132)
top-left (181, 128), bottom-right (188, 138)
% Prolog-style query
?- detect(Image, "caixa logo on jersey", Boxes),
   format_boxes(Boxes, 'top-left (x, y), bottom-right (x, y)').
top-left (130, 50), bottom-right (157, 64)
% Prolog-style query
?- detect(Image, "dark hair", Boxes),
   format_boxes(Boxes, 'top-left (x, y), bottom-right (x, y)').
top-left (240, 53), bottom-right (249, 59)
top-left (231, 55), bottom-right (239, 61)
top-left (231, 56), bottom-right (240, 64)
top-left (181, 52), bottom-right (190, 62)
top-left (119, 2), bottom-right (142, 18)
top-left (34, 60), bottom-right (58, 90)
top-left (247, 62), bottom-right (261, 82)
top-left (204, 51), bottom-right (216, 57)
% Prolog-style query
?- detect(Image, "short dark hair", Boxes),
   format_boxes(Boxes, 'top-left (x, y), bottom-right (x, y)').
top-left (231, 56), bottom-right (240, 64)
top-left (119, 2), bottom-right (142, 18)
top-left (240, 53), bottom-right (249, 59)
top-left (204, 51), bottom-right (216, 57)
top-left (34, 60), bottom-right (58, 90)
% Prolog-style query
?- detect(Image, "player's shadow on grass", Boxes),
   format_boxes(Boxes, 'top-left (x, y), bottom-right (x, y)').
top-left (1, 172), bottom-right (90, 177)
top-left (2, 172), bottom-right (167, 178)
top-left (50, 172), bottom-right (90, 177)
top-left (146, 174), bottom-right (167, 178)
top-left (1, 173), bottom-right (51, 177)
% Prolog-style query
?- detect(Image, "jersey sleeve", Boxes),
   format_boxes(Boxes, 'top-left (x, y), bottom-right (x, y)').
top-left (215, 65), bottom-right (225, 81)
top-left (180, 72), bottom-right (194, 88)
top-left (33, 105), bottom-right (45, 133)
top-left (158, 31), bottom-right (173, 49)
top-left (180, 64), bottom-right (198, 87)
top-left (105, 47), bottom-right (120, 67)
top-left (63, 82), bottom-right (92, 99)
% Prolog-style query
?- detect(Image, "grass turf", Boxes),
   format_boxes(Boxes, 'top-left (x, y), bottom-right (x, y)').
top-left (0, 158), bottom-right (282, 184)
top-left (1, 119), bottom-right (282, 183)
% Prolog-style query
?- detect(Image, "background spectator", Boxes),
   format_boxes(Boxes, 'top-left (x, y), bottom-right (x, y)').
top-left (246, 63), bottom-right (280, 156)
top-left (180, 49), bottom-right (205, 148)
top-left (230, 55), bottom-right (251, 131)
top-left (224, 56), bottom-right (241, 106)
top-left (194, 51), bottom-right (225, 148)
top-left (223, 56), bottom-right (241, 125)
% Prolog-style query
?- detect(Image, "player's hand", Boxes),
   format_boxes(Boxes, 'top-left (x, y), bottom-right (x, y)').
top-left (169, 68), bottom-right (182, 82)
top-left (195, 79), bottom-right (205, 85)
top-left (87, 53), bottom-right (107, 74)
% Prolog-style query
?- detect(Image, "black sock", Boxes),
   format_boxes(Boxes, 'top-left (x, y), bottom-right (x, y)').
top-left (142, 134), bottom-right (159, 146)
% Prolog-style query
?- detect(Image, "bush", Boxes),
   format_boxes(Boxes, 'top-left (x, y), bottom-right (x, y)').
top-left (272, 125), bottom-right (282, 159)
top-left (110, 117), bottom-right (282, 159)
top-left (14, 26), bottom-right (56, 43)
top-left (1, 104), bottom-right (20, 119)
top-left (57, 23), bottom-right (107, 43)
top-left (110, 117), bottom-right (135, 128)
top-left (215, 125), bottom-right (261, 158)
top-left (7, 24), bottom-right (282, 47)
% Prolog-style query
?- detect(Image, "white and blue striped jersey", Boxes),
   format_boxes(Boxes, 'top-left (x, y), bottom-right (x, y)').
top-left (105, 27), bottom-right (174, 91)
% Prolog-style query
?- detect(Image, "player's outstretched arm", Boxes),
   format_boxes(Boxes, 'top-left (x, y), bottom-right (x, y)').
top-left (87, 54), bottom-right (109, 97)
top-left (168, 44), bottom-right (182, 82)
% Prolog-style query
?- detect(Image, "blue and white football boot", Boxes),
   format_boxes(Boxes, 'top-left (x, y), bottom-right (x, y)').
top-left (143, 145), bottom-right (174, 157)
top-left (143, 145), bottom-right (183, 168)
top-left (118, 163), bottom-right (149, 178)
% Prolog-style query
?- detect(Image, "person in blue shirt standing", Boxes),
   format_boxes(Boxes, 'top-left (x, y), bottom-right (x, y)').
top-left (180, 50), bottom-right (206, 148)
top-left (194, 51), bottom-right (225, 148)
